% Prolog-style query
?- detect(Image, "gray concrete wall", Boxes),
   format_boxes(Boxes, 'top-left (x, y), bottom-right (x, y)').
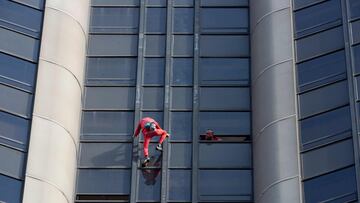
top-left (250, 0), bottom-right (302, 202)
top-left (22, 0), bottom-right (90, 202)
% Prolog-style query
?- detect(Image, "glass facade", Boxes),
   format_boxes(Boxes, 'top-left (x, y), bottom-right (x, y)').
top-left (0, 0), bottom-right (44, 202)
top-left (76, 0), bottom-right (252, 202)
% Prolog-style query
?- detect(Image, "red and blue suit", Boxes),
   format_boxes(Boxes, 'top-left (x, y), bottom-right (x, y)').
top-left (133, 117), bottom-right (169, 157)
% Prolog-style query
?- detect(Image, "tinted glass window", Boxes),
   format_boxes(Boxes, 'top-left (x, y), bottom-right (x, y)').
top-left (172, 35), bottom-right (194, 57)
top-left (143, 58), bottom-right (165, 85)
top-left (293, 0), bottom-right (324, 10)
top-left (137, 169), bottom-right (161, 201)
top-left (145, 0), bottom-right (166, 6)
top-left (173, 8), bottom-right (194, 33)
top-left (199, 143), bottom-right (251, 168)
top-left (168, 170), bottom-right (191, 201)
top-left (174, 0), bottom-right (194, 6)
top-left (303, 167), bottom-right (357, 203)
top-left (200, 35), bottom-right (249, 57)
top-left (199, 170), bottom-right (252, 201)
top-left (351, 20), bottom-right (360, 45)
top-left (171, 87), bottom-right (193, 110)
top-left (170, 112), bottom-right (192, 141)
top-left (92, 0), bottom-right (139, 6)
top-left (200, 58), bottom-right (249, 86)
top-left (0, 175), bottom-right (22, 203)
top-left (199, 112), bottom-right (250, 135)
top-left (145, 8), bottom-right (166, 34)
top-left (296, 26), bottom-right (344, 62)
top-left (299, 80), bottom-right (348, 119)
top-left (79, 143), bottom-right (132, 167)
top-left (0, 111), bottom-right (29, 150)
top-left (200, 0), bottom-right (248, 7)
top-left (297, 50), bottom-right (346, 92)
top-left (199, 87), bottom-right (250, 111)
top-left (294, 0), bottom-right (341, 38)
top-left (201, 8), bottom-right (248, 34)
top-left (141, 87), bottom-right (164, 110)
top-left (171, 58), bottom-right (193, 85)
top-left (0, 27), bottom-right (39, 62)
top-left (0, 84), bottom-right (32, 118)
top-left (300, 106), bottom-right (351, 149)
top-left (349, 0), bottom-right (360, 20)
top-left (84, 87), bottom-right (135, 110)
top-left (86, 58), bottom-right (137, 86)
top-left (88, 35), bottom-right (138, 56)
top-left (90, 7), bottom-right (139, 33)
top-left (169, 143), bottom-right (192, 168)
top-left (77, 169), bottom-right (131, 194)
top-left (144, 35), bottom-right (166, 57)
top-left (353, 44), bottom-right (360, 75)
top-left (0, 145), bottom-right (25, 179)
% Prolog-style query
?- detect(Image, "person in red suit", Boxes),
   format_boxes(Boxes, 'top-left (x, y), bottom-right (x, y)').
top-left (133, 117), bottom-right (169, 165)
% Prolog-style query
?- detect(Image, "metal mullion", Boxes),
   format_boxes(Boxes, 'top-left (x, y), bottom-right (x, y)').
top-left (130, 0), bottom-right (146, 202)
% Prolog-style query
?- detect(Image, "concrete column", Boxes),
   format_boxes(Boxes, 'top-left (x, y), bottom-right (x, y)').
top-left (22, 0), bottom-right (90, 203)
top-left (250, 0), bottom-right (302, 203)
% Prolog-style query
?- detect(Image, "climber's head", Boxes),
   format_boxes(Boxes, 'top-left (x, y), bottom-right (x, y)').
top-left (145, 122), bottom-right (156, 131)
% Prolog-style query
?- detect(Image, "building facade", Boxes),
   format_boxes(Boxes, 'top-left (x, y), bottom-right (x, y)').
top-left (0, 0), bottom-right (359, 203)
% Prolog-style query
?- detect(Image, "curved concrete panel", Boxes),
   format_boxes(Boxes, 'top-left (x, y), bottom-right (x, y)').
top-left (250, 0), bottom-right (301, 202)
top-left (22, 0), bottom-right (90, 202)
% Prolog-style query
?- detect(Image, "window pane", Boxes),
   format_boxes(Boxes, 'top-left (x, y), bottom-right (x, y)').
top-left (137, 169), bottom-right (161, 201)
top-left (174, 0), bottom-right (194, 6)
top-left (82, 111), bottom-right (134, 139)
top-left (143, 58), bottom-right (165, 85)
top-left (0, 111), bottom-right (29, 150)
top-left (199, 170), bottom-right (252, 201)
top-left (300, 106), bottom-right (351, 150)
top-left (145, 0), bottom-right (166, 6)
top-left (351, 20), bottom-right (360, 45)
top-left (142, 87), bottom-right (164, 110)
top-left (0, 145), bottom-right (25, 179)
top-left (171, 87), bottom-right (192, 110)
top-left (293, 0), bottom-right (324, 10)
top-left (168, 170), bottom-right (191, 201)
top-left (170, 112), bottom-right (192, 141)
top-left (199, 112), bottom-right (250, 135)
top-left (303, 167), bottom-right (357, 203)
top-left (169, 143), bottom-right (192, 168)
top-left (0, 0), bottom-right (42, 38)
top-left (84, 87), bottom-right (135, 110)
top-left (201, 8), bottom-right (248, 34)
top-left (144, 35), bottom-right (166, 57)
top-left (296, 26), bottom-right (344, 62)
top-left (353, 44), bottom-right (360, 75)
top-left (0, 27), bottom-right (39, 62)
top-left (302, 139), bottom-right (354, 179)
top-left (77, 169), bottom-right (131, 194)
top-left (349, 0), bottom-right (360, 20)
top-left (199, 87), bottom-right (250, 111)
top-left (299, 80), bottom-right (348, 119)
top-left (79, 143), bottom-right (132, 167)
top-left (86, 58), bottom-right (137, 86)
top-left (173, 8), bottom-right (194, 33)
top-left (297, 50), bottom-right (346, 92)
top-left (145, 8), bottom-right (166, 34)
top-left (90, 7), bottom-right (139, 33)
top-left (200, 35), bottom-right (249, 57)
top-left (200, 58), bottom-right (249, 86)
top-left (171, 58), bottom-right (193, 85)
top-left (294, 0), bottom-right (341, 38)
top-left (0, 175), bottom-right (22, 203)
top-left (200, 0), bottom-right (248, 7)
top-left (92, 0), bottom-right (139, 6)
top-left (199, 143), bottom-right (251, 168)
top-left (88, 35), bottom-right (138, 56)
top-left (172, 35), bottom-right (193, 57)
top-left (0, 84), bottom-right (32, 118)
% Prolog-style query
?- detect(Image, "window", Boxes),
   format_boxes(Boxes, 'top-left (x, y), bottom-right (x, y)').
top-left (141, 87), bottom-right (164, 110)
top-left (0, 111), bottom-right (29, 150)
top-left (0, 174), bottom-right (22, 203)
top-left (353, 44), bottom-right (360, 75)
top-left (0, 145), bottom-right (25, 179)
top-left (171, 58), bottom-right (193, 85)
top-left (84, 87), bottom-right (135, 110)
top-left (296, 26), bottom-right (344, 62)
top-left (297, 50), bottom-right (346, 92)
top-left (90, 7), bottom-right (139, 33)
top-left (0, 27), bottom-right (39, 62)
top-left (303, 167), bottom-right (357, 203)
top-left (88, 35), bottom-right (138, 56)
top-left (349, 0), bottom-right (360, 20)
top-left (172, 35), bottom-right (194, 57)
top-left (0, 84), bottom-right (32, 118)
top-left (137, 169), bottom-right (161, 201)
top-left (199, 87), bottom-right (250, 111)
top-left (145, 0), bottom-right (166, 6)
top-left (86, 58), bottom-right (137, 86)
top-left (293, 0), bottom-right (326, 10)
top-left (168, 170), bottom-right (191, 201)
top-left (200, 0), bottom-right (248, 7)
top-left (77, 169), bottom-right (131, 194)
top-left (294, 0), bottom-right (341, 38)
top-left (92, 0), bottom-right (139, 6)
top-left (173, 8), bottom-right (194, 33)
top-left (143, 58), bottom-right (165, 85)
top-left (82, 111), bottom-right (134, 139)
top-left (199, 112), bottom-right (250, 135)
top-left (169, 143), bottom-right (192, 168)
top-left (300, 106), bottom-right (351, 150)
top-left (170, 112), bottom-right (192, 141)
top-left (145, 8), bottom-right (166, 34)
top-left (200, 35), bottom-right (249, 57)
top-left (199, 58), bottom-right (249, 86)
top-left (200, 8), bottom-right (248, 34)
top-left (199, 143), bottom-right (251, 168)
top-left (199, 170), bottom-right (252, 201)
top-left (79, 143), bottom-right (132, 167)
top-left (144, 35), bottom-right (166, 57)
top-left (351, 20), bottom-right (360, 45)
top-left (299, 80), bottom-right (349, 119)
top-left (174, 0), bottom-right (194, 6)
top-left (302, 139), bottom-right (354, 179)
top-left (171, 87), bottom-right (193, 110)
